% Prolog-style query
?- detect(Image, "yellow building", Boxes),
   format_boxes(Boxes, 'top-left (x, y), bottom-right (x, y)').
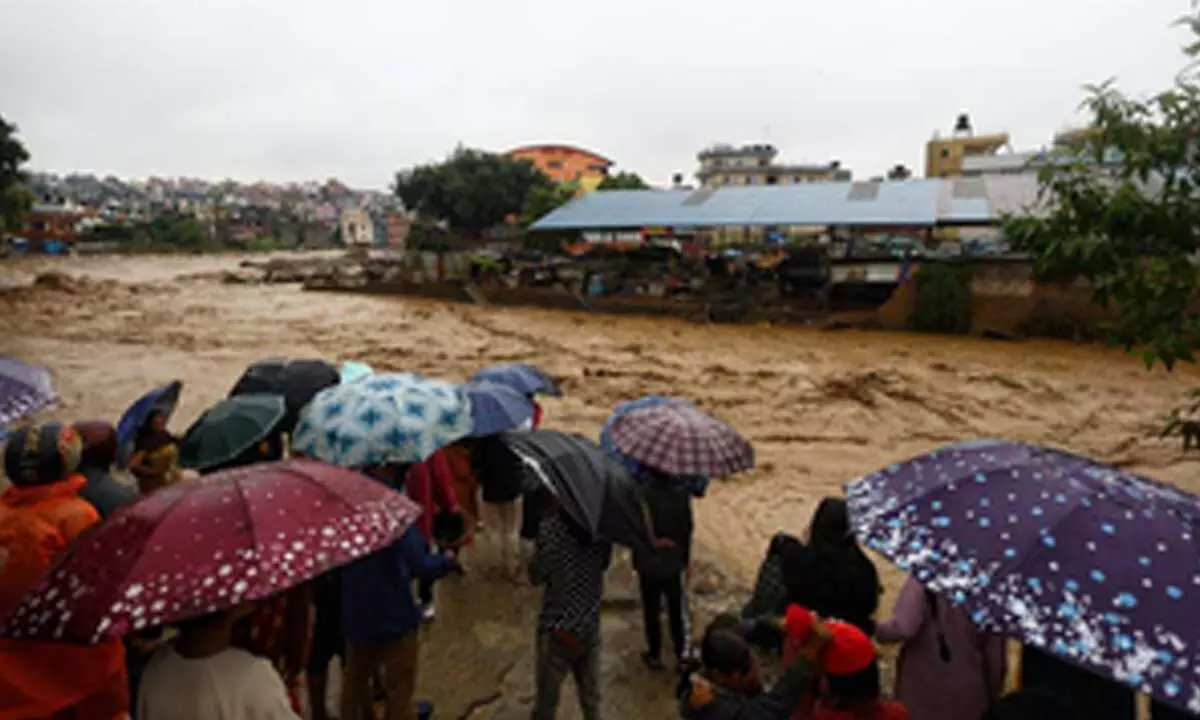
top-left (924, 114), bottom-right (1010, 178)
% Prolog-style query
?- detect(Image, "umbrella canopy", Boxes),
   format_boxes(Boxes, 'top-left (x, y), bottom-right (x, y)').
top-left (1, 459), bottom-right (421, 643)
top-left (116, 380), bottom-right (183, 465)
top-left (471, 363), bottom-right (561, 397)
top-left (229, 358), bottom-right (340, 431)
top-left (292, 372), bottom-right (472, 468)
top-left (463, 381), bottom-right (535, 437)
top-left (179, 394), bottom-right (288, 472)
top-left (845, 440), bottom-right (1200, 714)
top-left (608, 403), bottom-right (754, 478)
top-left (599, 395), bottom-right (709, 496)
top-left (500, 430), bottom-right (651, 552)
top-left (0, 358), bottom-right (57, 427)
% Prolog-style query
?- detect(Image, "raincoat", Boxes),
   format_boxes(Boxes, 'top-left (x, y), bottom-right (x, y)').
top-left (875, 577), bottom-right (1004, 720)
top-left (0, 476), bottom-right (129, 720)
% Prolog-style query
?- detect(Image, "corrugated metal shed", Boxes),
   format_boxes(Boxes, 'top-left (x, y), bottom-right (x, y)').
top-left (530, 176), bottom-right (1044, 230)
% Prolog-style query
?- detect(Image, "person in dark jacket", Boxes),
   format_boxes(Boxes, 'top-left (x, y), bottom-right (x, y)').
top-left (679, 610), bottom-right (829, 719)
top-left (340, 463), bottom-right (459, 720)
top-left (782, 497), bottom-right (880, 634)
top-left (73, 421), bottom-right (138, 519)
top-left (634, 467), bottom-right (695, 670)
top-left (1020, 646), bottom-right (1135, 720)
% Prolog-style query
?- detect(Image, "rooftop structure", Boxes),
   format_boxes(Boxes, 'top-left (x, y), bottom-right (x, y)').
top-left (695, 143), bottom-right (850, 187)
top-left (530, 175), bottom-right (1042, 231)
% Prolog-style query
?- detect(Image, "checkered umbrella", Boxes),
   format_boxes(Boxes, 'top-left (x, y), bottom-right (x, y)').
top-left (607, 403), bottom-right (754, 478)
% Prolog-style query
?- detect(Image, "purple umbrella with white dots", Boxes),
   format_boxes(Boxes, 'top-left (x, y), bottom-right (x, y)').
top-left (845, 440), bottom-right (1200, 715)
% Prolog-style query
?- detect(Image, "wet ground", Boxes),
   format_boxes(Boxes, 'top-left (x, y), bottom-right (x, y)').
top-left (2, 253), bottom-right (1199, 718)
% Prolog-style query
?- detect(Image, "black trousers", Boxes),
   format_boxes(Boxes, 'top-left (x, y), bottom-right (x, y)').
top-left (638, 572), bottom-right (687, 660)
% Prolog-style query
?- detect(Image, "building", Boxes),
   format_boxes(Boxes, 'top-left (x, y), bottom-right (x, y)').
top-left (957, 126), bottom-right (1116, 178)
top-left (925, 114), bottom-right (1011, 178)
top-left (339, 207), bottom-right (375, 246)
top-left (21, 200), bottom-right (94, 246)
top-left (695, 144), bottom-right (851, 188)
top-left (506, 144), bottom-right (614, 190)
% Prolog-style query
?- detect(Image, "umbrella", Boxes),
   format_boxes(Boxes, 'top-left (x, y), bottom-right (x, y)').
top-left (229, 358), bottom-right (340, 431)
top-left (599, 395), bottom-right (710, 496)
top-left (471, 363), bottom-right (561, 397)
top-left (500, 430), bottom-right (651, 552)
top-left (179, 394), bottom-right (288, 472)
top-left (0, 358), bottom-right (57, 426)
top-left (463, 381), bottom-right (535, 437)
top-left (340, 361), bottom-right (374, 383)
top-left (291, 372), bottom-right (472, 468)
top-left (844, 440), bottom-right (1200, 714)
top-left (0, 459), bottom-right (421, 643)
top-left (116, 380), bottom-right (183, 466)
top-left (607, 403), bottom-right (754, 478)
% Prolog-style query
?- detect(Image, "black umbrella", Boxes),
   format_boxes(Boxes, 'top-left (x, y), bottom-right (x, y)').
top-left (229, 358), bottom-right (340, 431)
top-left (499, 430), bottom-right (652, 552)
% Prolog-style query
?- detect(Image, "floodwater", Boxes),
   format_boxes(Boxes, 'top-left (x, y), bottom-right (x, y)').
top-left (2, 253), bottom-right (1198, 717)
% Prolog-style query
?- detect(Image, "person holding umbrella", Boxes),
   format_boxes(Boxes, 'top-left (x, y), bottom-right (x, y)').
top-left (499, 430), bottom-right (655, 720)
top-left (606, 402), bottom-right (755, 674)
top-left (292, 372), bottom-right (474, 719)
top-left (119, 381), bottom-right (184, 494)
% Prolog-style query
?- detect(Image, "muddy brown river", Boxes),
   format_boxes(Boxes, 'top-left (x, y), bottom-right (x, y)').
top-left (2, 253), bottom-right (1198, 718)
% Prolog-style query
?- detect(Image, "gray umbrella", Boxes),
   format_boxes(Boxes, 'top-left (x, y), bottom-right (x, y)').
top-left (500, 430), bottom-right (652, 553)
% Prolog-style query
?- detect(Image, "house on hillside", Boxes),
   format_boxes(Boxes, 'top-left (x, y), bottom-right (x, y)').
top-left (340, 207), bottom-right (375, 246)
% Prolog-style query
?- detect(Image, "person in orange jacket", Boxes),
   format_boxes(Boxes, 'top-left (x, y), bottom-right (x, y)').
top-left (0, 422), bottom-right (129, 720)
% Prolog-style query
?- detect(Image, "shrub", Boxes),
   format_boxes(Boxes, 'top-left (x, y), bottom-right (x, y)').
top-left (911, 262), bottom-right (971, 333)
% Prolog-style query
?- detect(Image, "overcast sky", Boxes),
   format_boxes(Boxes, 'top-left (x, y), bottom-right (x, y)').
top-left (1, 0), bottom-right (1187, 188)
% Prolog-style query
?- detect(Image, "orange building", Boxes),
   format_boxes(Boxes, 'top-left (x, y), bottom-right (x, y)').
top-left (507, 144), bottom-right (614, 192)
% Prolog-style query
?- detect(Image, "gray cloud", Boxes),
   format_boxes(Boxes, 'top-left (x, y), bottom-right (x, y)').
top-left (0, 0), bottom-right (1186, 187)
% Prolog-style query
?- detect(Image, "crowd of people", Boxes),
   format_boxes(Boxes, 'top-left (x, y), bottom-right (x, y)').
top-left (0, 358), bottom-right (1195, 720)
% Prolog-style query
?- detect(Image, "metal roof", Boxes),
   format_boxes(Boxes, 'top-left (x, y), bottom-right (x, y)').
top-left (531, 176), bottom-right (1043, 230)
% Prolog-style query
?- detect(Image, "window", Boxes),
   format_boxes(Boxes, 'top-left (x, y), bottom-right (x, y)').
top-left (940, 148), bottom-right (951, 159)
top-left (548, 161), bottom-right (563, 169)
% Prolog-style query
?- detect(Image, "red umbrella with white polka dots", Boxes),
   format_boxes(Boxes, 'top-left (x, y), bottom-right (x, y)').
top-left (0, 459), bottom-right (421, 644)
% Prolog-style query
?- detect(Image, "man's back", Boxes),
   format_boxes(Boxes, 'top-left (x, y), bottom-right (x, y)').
top-left (529, 513), bottom-right (612, 638)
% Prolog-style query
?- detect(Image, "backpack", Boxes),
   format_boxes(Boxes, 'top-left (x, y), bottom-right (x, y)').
top-left (0, 506), bottom-right (69, 619)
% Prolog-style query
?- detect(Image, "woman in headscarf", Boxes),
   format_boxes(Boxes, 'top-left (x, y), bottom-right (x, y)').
top-left (0, 422), bottom-right (130, 719)
top-left (128, 410), bottom-right (182, 495)
top-left (782, 497), bottom-right (881, 634)
top-left (73, 420), bottom-right (138, 519)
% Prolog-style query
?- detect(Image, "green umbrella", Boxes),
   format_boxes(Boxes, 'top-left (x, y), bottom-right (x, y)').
top-left (180, 394), bottom-right (287, 472)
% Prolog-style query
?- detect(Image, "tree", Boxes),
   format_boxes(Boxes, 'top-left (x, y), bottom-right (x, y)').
top-left (597, 170), bottom-right (650, 191)
top-left (393, 146), bottom-right (551, 238)
top-left (0, 116), bottom-right (32, 231)
top-left (519, 181), bottom-right (579, 227)
top-left (1001, 8), bottom-right (1200, 446)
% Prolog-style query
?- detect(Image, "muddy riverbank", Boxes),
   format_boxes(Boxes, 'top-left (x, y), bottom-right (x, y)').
top-left (2, 253), bottom-right (1198, 717)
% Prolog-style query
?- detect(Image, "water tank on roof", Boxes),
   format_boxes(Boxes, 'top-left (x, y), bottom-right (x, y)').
top-left (954, 113), bottom-right (973, 135)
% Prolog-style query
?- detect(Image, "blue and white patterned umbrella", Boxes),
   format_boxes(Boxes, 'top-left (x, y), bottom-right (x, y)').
top-left (292, 373), bottom-right (472, 468)
top-left (471, 363), bottom-right (561, 397)
top-left (462, 381), bottom-right (534, 437)
top-left (599, 395), bottom-right (710, 497)
top-left (845, 440), bottom-right (1200, 715)
top-left (0, 358), bottom-right (56, 427)
top-left (340, 361), bottom-right (374, 384)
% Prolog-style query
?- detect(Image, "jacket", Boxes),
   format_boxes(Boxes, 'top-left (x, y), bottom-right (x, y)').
top-left (680, 659), bottom-right (818, 720)
top-left (339, 525), bottom-right (452, 644)
top-left (634, 478), bottom-right (694, 577)
top-left (403, 454), bottom-right (459, 541)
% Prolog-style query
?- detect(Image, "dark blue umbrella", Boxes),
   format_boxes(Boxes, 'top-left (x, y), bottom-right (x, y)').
top-left (845, 440), bottom-right (1200, 715)
top-left (463, 381), bottom-right (534, 437)
top-left (0, 358), bottom-right (56, 426)
top-left (471, 363), bottom-right (561, 397)
top-left (600, 395), bottom-right (710, 497)
top-left (116, 380), bottom-right (182, 465)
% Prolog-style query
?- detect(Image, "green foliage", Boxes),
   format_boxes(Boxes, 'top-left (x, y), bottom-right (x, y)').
top-left (246, 236), bottom-right (279, 252)
top-left (597, 171), bottom-right (650, 191)
top-left (911, 263), bottom-right (972, 334)
top-left (393, 146), bottom-right (552, 237)
top-left (83, 215), bottom-right (217, 252)
top-left (519, 182), bottom-right (578, 227)
top-left (1001, 8), bottom-right (1200, 448)
top-left (0, 116), bottom-right (32, 231)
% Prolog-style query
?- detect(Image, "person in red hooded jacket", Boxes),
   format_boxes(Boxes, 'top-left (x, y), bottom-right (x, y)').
top-left (404, 452), bottom-right (463, 621)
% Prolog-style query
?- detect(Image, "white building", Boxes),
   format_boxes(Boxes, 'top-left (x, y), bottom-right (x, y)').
top-left (339, 207), bottom-right (375, 246)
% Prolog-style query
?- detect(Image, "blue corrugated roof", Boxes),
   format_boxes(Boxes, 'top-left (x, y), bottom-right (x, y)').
top-left (530, 176), bottom-right (1042, 230)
